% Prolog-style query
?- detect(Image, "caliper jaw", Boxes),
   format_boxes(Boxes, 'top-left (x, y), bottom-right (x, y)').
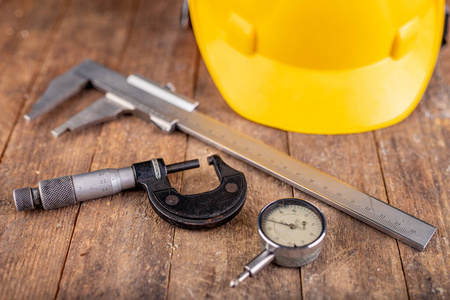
top-left (51, 93), bottom-right (135, 137)
top-left (24, 60), bottom-right (198, 136)
top-left (25, 64), bottom-right (90, 122)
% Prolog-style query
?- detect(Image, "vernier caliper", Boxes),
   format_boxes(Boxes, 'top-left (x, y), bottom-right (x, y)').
top-left (24, 60), bottom-right (436, 250)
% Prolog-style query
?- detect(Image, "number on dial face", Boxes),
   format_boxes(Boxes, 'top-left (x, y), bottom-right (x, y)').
top-left (261, 204), bottom-right (323, 247)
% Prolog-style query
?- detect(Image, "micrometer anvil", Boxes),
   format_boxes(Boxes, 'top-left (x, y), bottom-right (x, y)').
top-left (23, 60), bottom-right (436, 250)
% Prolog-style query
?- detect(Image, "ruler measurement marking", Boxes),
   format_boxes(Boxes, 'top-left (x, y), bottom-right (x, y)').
top-left (175, 110), bottom-right (435, 250)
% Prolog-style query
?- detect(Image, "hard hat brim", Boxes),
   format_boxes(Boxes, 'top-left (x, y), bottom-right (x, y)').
top-left (189, 1), bottom-right (445, 134)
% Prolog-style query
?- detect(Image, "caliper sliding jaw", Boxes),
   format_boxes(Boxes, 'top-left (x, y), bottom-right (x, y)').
top-left (25, 59), bottom-right (198, 136)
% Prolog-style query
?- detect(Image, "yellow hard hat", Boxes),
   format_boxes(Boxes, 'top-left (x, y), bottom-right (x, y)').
top-left (188, 1), bottom-right (446, 134)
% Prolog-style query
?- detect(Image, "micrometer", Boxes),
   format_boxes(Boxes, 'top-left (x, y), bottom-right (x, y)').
top-left (13, 155), bottom-right (247, 229)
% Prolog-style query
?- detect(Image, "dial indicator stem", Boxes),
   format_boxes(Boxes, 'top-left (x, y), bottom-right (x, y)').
top-left (230, 250), bottom-right (275, 288)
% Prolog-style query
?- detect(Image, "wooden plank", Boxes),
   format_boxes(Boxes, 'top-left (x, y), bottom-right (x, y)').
top-left (289, 133), bottom-right (408, 299)
top-left (166, 62), bottom-right (302, 299)
top-left (0, 0), bottom-right (447, 299)
top-left (0, 0), bottom-right (66, 158)
top-left (373, 54), bottom-right (450, 299)
top-left (0, 0), bottom-right (135, 299)
top-left (55, 0), bottom-right (200, 298)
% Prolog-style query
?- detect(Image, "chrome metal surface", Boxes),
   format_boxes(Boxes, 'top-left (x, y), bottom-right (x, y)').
top-left (245, 249), bottom-right (276, 274)
top-left (13, 187), bottom-right (35, 211)
top-left (180, 0), bottom-right (190, 29)
top-left (72, 167), bottom-right (135, 202)
top-left (257, 198), bottom-right (326, 268)
top-left (229, 270), bottom-right (250, 288)
top-left (230, 250), bottom-right (275, 288)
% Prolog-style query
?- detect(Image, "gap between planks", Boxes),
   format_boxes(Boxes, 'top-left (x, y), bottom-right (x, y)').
top-left (164, 41), bottom-right (203, 300)
top-left (371, 130), bottom-right (409, 298)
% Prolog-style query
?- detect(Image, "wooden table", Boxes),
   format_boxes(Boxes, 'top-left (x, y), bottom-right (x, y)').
top-left (0, 0), bottom-right (448, 299)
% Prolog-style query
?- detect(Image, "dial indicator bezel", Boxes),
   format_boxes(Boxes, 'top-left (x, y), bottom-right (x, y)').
top-left (257, 198), bottom-right (327, 258)
top-left (259, 199), bottom-right (325, 248)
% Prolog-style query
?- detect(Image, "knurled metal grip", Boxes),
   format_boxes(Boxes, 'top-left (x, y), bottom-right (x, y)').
top-left (13, 176), bottom-right (78, 211)
top-left (13, 187), bottom-right (36, 211)
top-left (39, 176), bottom-right (77, 210)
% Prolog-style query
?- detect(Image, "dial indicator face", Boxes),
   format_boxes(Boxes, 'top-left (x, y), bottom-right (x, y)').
top-left (260, 201), bottom-right (324, 247)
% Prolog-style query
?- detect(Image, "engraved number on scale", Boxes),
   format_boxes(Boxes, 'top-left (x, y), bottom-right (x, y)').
top-left (261, 203), bottom-right (323, 247)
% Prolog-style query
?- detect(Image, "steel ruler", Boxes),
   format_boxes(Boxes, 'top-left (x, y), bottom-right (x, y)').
top-left (176, 111), bottom-right (435, 251)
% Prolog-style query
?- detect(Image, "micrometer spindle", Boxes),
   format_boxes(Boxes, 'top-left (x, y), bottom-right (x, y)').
top-left (13, 159), bottom-right (199, 211)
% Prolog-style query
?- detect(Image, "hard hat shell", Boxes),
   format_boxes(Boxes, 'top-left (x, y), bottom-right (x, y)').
top-left (188, 0), bottom-right (446, 134)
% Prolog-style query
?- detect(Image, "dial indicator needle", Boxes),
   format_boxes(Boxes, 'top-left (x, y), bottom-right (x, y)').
top-left (264, 218), bottom-right (296, 229)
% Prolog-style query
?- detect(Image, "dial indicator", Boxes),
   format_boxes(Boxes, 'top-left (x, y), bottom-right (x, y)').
top-left (231, 198), bottom-right (327, 287)
top-left (261, 203), bottom-right (323, 247)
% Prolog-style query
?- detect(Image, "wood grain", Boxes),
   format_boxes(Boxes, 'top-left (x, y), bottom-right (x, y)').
top-left (289, 133), bottom-right (407, 299)
top-left (0, 0), bottom-right (448, 299)
top-left (373, 56), bottom-right (450, 299)
top-left (0, 0), bottom-right (66, 158)
top-left (0, 0), bottom-right (135, 299)
top-left (55, 0), bottom-right (200, 298)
